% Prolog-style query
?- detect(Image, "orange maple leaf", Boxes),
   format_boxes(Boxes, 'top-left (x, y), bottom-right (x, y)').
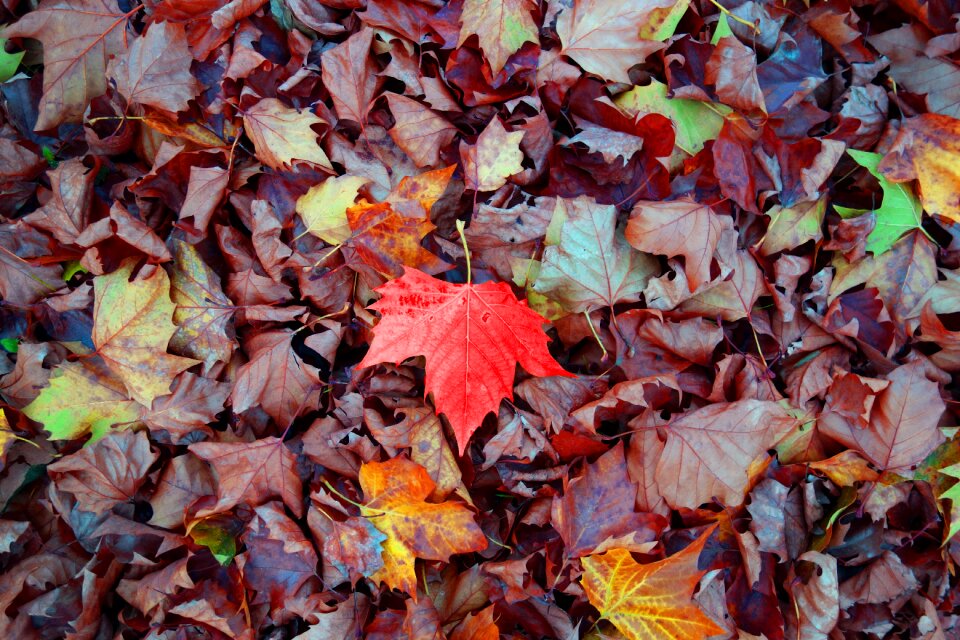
top-left (359, 457), bottom-right (487, 597)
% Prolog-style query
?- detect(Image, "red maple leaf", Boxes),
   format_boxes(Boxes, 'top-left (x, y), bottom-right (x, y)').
top-left (359, 267), bottom-right (573, 453)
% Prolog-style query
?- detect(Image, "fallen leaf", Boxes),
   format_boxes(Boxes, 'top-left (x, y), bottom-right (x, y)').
top-left (92, 261), bottom-right (199, 407)
top-left (189, 436), bottom-right (304, 518)
top-left (109, 20), bottom-right (199, 114)
top-left (359, 457), bottom-right (486, 596)
top-left (626, 199), bottom-right (722, 292)
top-left (834, 150), bottom-right (922, 255)
top-left (878, 113), bottom-right (960, 224)
top-left (6, 0), bottom-right (131, 129)
top-left (655, 400), bottom-right (798, 509)
top-left (458, 0), bottom-right (538, 74)
top-left (533, 196), bottom-right (658, 312)
top-left (554, 0), bottom-right (675, 84)
top-left (581, 526), bottom-right (724, 640)
top-left (243, 98), bottom-right (333, 171)
top-left (360, 267), bottom-right (573, 454)
top-left (22, 359), bottom-right (140, 440)
top-left (460, 118), bottom-right (524, 191)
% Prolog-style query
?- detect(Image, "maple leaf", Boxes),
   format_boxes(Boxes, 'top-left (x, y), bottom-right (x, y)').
top-left (238, 502), bottom-right (319, 611)
top-left (6, 0), bottom-right (132, 130)
top-left (108, 20), bottom-right (199, 115)
top-left (321, 27), bottom-right (380, 127)
top-left (169, 241), bottom-right (236, 373)
top-left (551, 443), bottom-right (662, 557)
top-left (231, 329), bottom-right (338, 428)
top-left (243, 98), bottom-right (333, 172)
top-left (189, 436), bottom-right (304, 518)
top-left (22, 359), bottom-right (140, 440)
top-left (367, 407), bottom-right (466, 501)
top-left (296, 174), bottom-right (370, 244)
top-left (460, 118), bottom-right (524, 191)
top-left (0, 222), bottom-right (63, 305)
top-left (533, 196), bottom-right (658, 312)
top-left (554, 0), bottom-right (676, 84)
top-left (345, 200), bottom-right (445, 276)
top-left (458, 0), bottom-right (538, 75)
top-left (385, 94), bottom-right (459, 168)
top-left (626, 199), bottom-right (722, 292)
top-left (46, 430), bottom-right (157, 514)
top-left (878, 113), bottom-right (960, 225)
top-left (581, 526), bottom-right (724, 640)
top-left (834, 150), bottom-right (923, 255)
top-left (92, 261), bottom-right (199, 407)
top-left (615, 80), bottom-right (727, 170)
top-left (360, 267), bottom-right (573, 454)
top-left (358, 457), bottom-right (486, 597)
top-left (819, 361), bottom-right (945, 471)
top-left (655, 400), bottom-right (798, 509)
top-left (938, 463), bottom-right (960, 542)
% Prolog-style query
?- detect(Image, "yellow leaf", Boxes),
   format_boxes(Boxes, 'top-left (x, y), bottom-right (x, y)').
top-left (460, 118), bottom-right (524, 191)
top-left (243, 98), bottom-right (333, 172)
top-left (93, 261), bottom-right (199, 407)
top-left (582, 526), bottom-right (724, 640)
top-left (296, 174), bottom-right (370, 244)
top-left (22, 359), bottom-right (140, 441)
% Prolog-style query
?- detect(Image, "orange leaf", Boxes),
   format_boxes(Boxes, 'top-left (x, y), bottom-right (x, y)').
top-left (581, 526), bottom-right (724, 640)
top-left (359, 457), bottom-right (487, 597)
top-left (345, 200), bottom-right (444, 276)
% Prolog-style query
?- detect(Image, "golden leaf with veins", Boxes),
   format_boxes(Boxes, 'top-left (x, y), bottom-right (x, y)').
top-left (582, 526), bottom-right (724, 640)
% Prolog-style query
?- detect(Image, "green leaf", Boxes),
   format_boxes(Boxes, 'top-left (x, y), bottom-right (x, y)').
top-left (62, 260), bottom-right (86, 281)
top-left (0, 36), bottom-right (24, 83)
top-left (835, 149), bottom-right (923, 255)
top-left (190, 519), bottom-right (237, 565)
top-left (710, 13), bottom-right (733, 45)
top-left (940, 463), bottom-right (960, 542)
top-left (0, 338), bottom-right (18, 353)
top-left (22, 359), bottom-right (140, 441)
top-left (615, 79), bottom-right (728, 170)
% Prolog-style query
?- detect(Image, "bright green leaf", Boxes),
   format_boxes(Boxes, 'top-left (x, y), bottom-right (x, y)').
top-left (834, 149), bottom-right (923, 255)
top-left (0, 36), bottom-right (24, 82)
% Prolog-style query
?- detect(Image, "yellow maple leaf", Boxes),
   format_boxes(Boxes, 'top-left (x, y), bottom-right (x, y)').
top-left (581, 526), bottom-right (724, 640)
top-left (93, 261), bottom-right (199, 407)
top-left (359, 457), bottom-right (487, 597)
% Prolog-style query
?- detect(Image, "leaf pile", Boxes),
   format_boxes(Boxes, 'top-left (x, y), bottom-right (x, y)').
top-left (1, 0), bottom-right (960, 638)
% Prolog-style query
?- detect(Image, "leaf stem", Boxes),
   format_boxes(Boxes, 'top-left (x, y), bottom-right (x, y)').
top-left (706, 0), bottom-right (759, 34)
top-left (455, 219), bottom-right (472, 285)
top-left (584, 310), bottom-right (608, 360)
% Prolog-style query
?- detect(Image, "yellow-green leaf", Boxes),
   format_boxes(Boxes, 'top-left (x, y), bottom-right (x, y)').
top-left (93, 261), bottom-right (199, 407)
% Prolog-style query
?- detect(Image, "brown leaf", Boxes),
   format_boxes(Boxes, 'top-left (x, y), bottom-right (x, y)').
top-left (6, 0), bottom-right (131, 129)
top-left (655, 400), bottom-right (797, 509)
top-left (189, 436), bottom-right (304, 518)
top-left (47, 429), bottom-right (158, 514)
top-left (109, 20), bottom-right (199, 114)
top-left (322, 27), bottom-right (381, 127)
top-left (551, 442), bottom-right (662, 557)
